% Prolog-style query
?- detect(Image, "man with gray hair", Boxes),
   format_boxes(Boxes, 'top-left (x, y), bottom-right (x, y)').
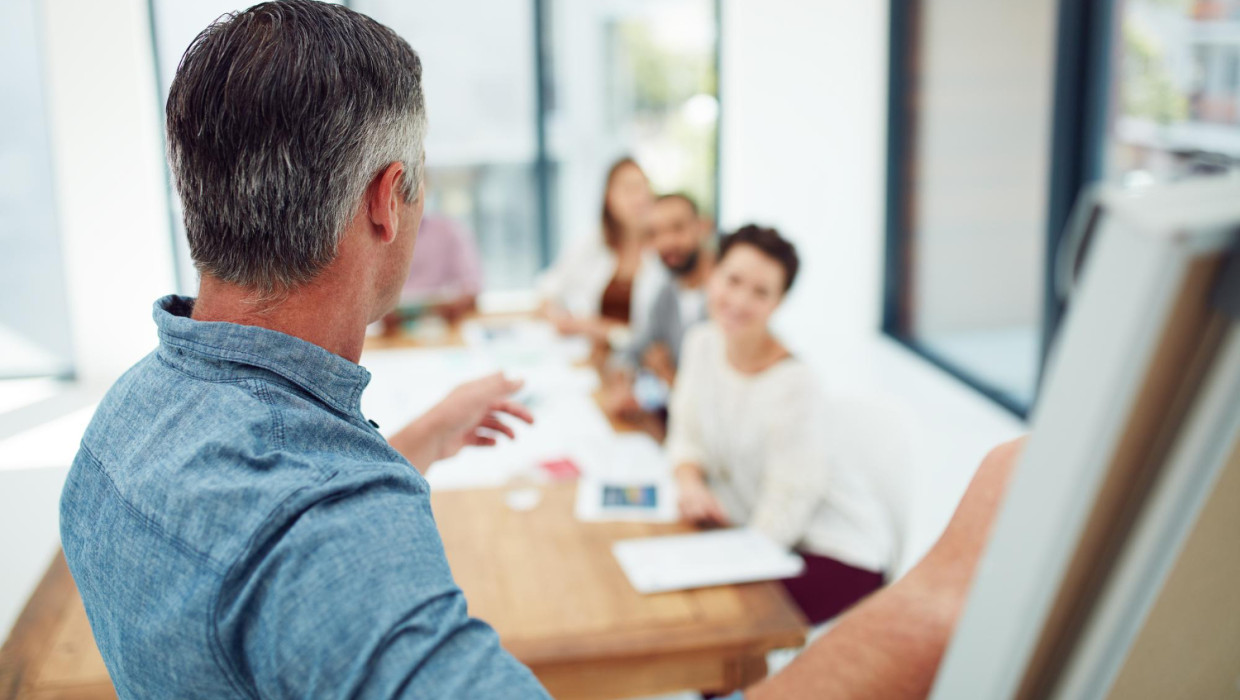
top-left (60, 1), bottom-right (1024, 698)
top-left (61, 2), bottom-right (547, 697)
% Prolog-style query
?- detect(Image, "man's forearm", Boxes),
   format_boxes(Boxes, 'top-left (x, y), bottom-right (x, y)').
top-left (386, 414), bottom-right (442, 474)
top-left (747, 438), bottom-right (1023, 699)
top-left (746, 559), bottom-right (958, 699)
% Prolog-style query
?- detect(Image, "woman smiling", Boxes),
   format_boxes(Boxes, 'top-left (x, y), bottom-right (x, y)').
top-left (667, 225), bottom-right (890, 625)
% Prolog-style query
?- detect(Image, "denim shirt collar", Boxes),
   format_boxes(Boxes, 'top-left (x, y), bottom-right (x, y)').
top-left (153, 295), bottom-right (371, 416)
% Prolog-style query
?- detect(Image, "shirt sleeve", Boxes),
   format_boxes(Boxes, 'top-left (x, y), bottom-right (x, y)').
top-left (665, 326), bottom-right (708, 467)
top-left (629, 253), bottom-right (666, 342)
top-left (613, 282), bottom-right (676, 370)
top-left (749, 374), bottom-right (831, 549)
top-left (216, 469), bottom-right (550, 699)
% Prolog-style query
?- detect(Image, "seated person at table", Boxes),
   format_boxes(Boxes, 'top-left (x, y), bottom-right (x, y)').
top-left (603, 193), bottom-right (715, 420)
top-left (382, 212), bottom-right (482, 328)
top-left (537, 157), bottom-right (663, 342)
top-left (667, 225), bottom-right (889, 625)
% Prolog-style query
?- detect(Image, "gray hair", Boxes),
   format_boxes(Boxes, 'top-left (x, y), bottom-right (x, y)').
top-left (167, 0), bottom-right (427, 293)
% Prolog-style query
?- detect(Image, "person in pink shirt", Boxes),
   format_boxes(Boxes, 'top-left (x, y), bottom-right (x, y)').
top-left (385, 212), bottom-right (483, 328)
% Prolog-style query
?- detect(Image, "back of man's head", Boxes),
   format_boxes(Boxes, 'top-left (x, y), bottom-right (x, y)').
top-left (167, 0), bottom-right (426, 294)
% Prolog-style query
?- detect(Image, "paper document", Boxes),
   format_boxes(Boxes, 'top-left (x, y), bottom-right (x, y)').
top-left (575, 476), bottom-right (678, 523)
top-left (461, 318), bottom-right (591, 364)
top-left (573, 433), bottom-right (678, 522)
top-left (612, 528), bottom-right (805, 594)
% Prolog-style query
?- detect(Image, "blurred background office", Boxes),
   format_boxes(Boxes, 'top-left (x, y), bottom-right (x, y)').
top-left (3, 0), bottom-right (1239, 656)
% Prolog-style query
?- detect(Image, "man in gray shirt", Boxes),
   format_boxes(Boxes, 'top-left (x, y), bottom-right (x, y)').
top-left (606, 194), bottom-right (716, 420)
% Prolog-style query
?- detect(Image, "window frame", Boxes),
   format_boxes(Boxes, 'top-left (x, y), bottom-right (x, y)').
top-left (881, 0), bottom-right (1115, 419)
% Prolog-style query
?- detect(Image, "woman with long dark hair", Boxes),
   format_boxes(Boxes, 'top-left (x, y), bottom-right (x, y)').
top-left (538, 157), bottom-right (660, 338)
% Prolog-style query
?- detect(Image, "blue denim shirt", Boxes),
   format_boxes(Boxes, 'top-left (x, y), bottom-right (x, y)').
top-left (60, 296), bottom-right (550, 699)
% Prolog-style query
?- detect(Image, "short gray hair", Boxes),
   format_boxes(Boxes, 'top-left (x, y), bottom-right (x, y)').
top-left (167, 0), bottom-right (427, 293)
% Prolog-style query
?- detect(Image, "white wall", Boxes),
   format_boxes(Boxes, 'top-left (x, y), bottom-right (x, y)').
top-left (0, 467), bottom-right (71, 638)
top-left (719, 0), bottom-right (1026, 572)
top-left (720, 1), bottom-right (887, 347)
top-left (41, 0), bottom-right (176, 386)
top-left (356, 0), bottom-right (537, 167)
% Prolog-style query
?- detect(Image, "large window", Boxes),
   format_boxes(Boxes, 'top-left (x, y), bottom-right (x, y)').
top-left (1105, 0), bottom-right (1240, 182)
top-left (358, 0), bottom-right (720, 289)
top-left (544, 0), bottom-right (720, 255)
top-left (885, 0), bottom-right (1059, 413)
top-left (150, 0), bottom-right (720, 295)
top-left (885, 0), bottom-right (1240, 417)
top-left (353, 0), bottom-right (544, 291)
top-left (0, 0), bottom-right (74, 380)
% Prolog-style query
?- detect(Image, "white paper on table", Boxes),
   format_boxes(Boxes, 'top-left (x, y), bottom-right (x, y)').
top-left (426, 393), bottom-right (615, 491)
top-left (461, 318), bottom-right (591, 364)
top-left (573, 431), bottom-right (679, 522)
top-left (359, 343), bottom-right (600, 437)
top-left (606, 433), bottom-right (669, 478)
top-left (612, 528), bottom-right (806, 594)
top-left (359, 347), bottom-right (498, 437)
top-left (360, 326), bottom-right (614, 490)
top-left (510, 364), bottom-right (600, 405)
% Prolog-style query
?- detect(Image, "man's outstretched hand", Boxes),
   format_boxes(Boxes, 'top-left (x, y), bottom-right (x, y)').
top-left (388, 372), bottom-right (534, 472)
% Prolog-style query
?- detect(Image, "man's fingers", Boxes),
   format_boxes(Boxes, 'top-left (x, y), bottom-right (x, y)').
top-left (492, 400), bottom-right (534, 425)
top-left (479, 415), bottom-right (516, 440)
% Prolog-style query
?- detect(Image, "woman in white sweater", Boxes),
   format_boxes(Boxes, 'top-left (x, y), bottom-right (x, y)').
top-left (667, 225), bottom-right (890, 624)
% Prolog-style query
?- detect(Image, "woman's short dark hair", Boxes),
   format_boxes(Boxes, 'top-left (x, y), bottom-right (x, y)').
top-left (718, 224), bottom-right (800, 292)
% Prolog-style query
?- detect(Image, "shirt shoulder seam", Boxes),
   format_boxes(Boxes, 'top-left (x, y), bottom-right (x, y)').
top-left (77, 443), bottom-right (226, 573)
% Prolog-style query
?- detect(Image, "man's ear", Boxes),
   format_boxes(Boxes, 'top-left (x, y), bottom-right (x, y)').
top-left (367, 161), bottom-right (406, 244)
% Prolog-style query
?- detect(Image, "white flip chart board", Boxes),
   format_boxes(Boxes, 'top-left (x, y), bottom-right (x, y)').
top-left (931, 177), bottom-right (1240, 700)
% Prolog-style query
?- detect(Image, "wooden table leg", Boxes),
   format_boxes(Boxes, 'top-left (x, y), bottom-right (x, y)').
top-left (719, 652), bottom-right (768, 695)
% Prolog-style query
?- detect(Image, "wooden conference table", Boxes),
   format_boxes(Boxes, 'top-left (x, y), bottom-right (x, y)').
top-left (0, 315), bottom-right (807, 700)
